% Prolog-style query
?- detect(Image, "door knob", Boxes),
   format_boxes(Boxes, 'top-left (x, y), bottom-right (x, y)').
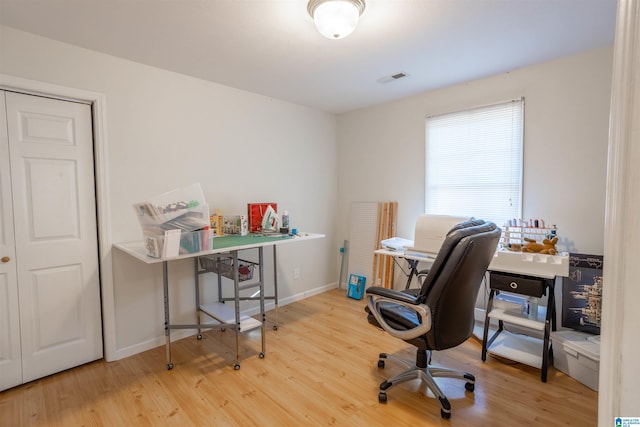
top-left (1, 256), bottom-right (9, 263)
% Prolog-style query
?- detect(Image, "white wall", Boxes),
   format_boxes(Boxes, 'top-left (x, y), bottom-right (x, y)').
top-left (0, 26), bottom-right (339, 359)
top-left (337, 47), bottom-right (612, 260)
top-left (0, 24), bottom-right (613, 364)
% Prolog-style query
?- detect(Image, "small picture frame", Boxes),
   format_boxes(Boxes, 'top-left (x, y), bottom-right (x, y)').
top-left (347, 274), bottom-right (366, 300)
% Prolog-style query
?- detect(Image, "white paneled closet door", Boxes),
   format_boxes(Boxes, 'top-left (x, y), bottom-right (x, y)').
top-left (0, 91), bottom-right (103, 390)
top-left (0, 92), bottom-right (22, 390)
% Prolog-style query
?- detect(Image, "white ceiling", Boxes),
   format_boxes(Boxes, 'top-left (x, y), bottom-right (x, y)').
top-left (0, 0), bottom-right (618, 113)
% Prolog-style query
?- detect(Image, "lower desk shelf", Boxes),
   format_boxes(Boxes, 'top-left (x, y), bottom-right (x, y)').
top-left (488, 306), bottom-right (548, 331)
top-left (199, 302), bottom-right (262, 332)
top-left (482, 309), bottom-right (553, 381)
top-left (484, 329), bottom-right (544, 368)
top-left (195, 248), bottom-right (268, 370)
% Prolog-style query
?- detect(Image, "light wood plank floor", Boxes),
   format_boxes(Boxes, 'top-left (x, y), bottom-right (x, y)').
top-left (0, 288), bottom-right (597, 426)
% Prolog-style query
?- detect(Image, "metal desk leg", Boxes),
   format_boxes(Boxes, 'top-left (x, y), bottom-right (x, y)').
top-left (272, 245), bottom-right (279, 330)
top-left (481, 289), bottom-right (493, 362)
top-left (404, 259), bottom-right (420, 289)
top-left (163, 261), bottom-right (173, 370)
top-left (482, 289), bottom-right (506, 362)
top-left (541, 280), bottom-right (556, 382)
top-left (232, 250), bottom-right (241, 370)
top-left (194, 258), bottom-right (203, 340)
top-left (259, 247), bottom-right (266, 357)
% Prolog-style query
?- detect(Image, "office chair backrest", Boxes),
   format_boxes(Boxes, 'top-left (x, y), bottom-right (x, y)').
top-left (417, 218), bottom-right (488, 300)
top-left (420, 222), bottom-right (500, 350)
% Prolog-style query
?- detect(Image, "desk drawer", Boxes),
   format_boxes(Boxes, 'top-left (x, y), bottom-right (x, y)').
top-left (490, 272), bottom-right (546, 298)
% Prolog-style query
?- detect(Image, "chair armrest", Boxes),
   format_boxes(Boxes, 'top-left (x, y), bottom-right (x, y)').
top-left (366, 287), bottom-right (432, 341)
top-left (365, 286), bottom-right (418, 304)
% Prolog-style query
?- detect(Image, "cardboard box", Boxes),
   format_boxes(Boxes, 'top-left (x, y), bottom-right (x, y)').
top-left (210, 209), bottom-right (223, 237)
top-left (551, 330), bottom-right (600, 390)
top-left (222, 215), bottom-right (248, 236)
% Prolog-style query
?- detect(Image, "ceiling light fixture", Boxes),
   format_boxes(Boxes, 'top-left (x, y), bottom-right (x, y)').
top-left (307, 0), bottom-right (366, 40)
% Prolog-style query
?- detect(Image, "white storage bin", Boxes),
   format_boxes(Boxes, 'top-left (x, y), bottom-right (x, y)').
top-left (144, 182), bottom-right (205, 210)
top-left (133, 184), bottom-right (210, 251)
top-left (143, 228), bottom-right (211, 258)
top-left (133, 183), bottom-right (207, 231)
top-left (551, 331), bottom-right (600, 390)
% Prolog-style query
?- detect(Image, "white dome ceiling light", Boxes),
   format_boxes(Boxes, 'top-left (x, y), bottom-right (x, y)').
top-left (307, 0), bottom-right (366, 40)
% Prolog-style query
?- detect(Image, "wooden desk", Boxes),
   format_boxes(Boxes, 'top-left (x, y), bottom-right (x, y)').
top-left (114, 232), bottom-right (324, 370)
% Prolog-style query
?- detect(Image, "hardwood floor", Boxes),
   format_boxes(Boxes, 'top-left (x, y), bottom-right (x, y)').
top-left (0, 288), bottom-right (597, 426)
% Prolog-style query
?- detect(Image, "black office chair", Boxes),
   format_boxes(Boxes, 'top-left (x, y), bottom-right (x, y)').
top-left (365, 220), bottom-right (500, 419)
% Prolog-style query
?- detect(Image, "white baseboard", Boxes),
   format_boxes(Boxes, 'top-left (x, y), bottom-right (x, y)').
top-left (241, 282), bottom-right (337, 317)
top-left (111, 282), bottom-right (339, 361)
top-left (113, 329), bottom-right (194, 361)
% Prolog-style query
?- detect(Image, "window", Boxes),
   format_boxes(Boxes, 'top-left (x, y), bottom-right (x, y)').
top-left (425, 99), bottom-right (524, 227)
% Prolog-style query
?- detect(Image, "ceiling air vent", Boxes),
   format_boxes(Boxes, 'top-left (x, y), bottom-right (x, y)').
top-left (377, 72), bottom-right (409, 84)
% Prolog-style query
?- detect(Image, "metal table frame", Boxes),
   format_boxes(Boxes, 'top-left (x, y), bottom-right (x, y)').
top-left (114, 233), bottom-right (324, 370)
top-left (373, 248), bottom-right (436, 289)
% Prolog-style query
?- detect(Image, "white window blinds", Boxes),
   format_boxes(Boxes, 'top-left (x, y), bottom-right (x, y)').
top-left (425, 99), bottom-right (524, 227)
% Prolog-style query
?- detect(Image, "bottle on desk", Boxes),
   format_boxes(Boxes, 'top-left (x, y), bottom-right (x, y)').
top-left (280, 211), bottom-right (290, 234)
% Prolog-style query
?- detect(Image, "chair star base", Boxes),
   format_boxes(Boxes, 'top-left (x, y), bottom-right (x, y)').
top-left (376, 350), bottom-right (475, 419)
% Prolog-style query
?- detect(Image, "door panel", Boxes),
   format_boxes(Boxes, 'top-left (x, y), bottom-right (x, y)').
top-left (18, 110), bottom-right (76, 146)
top-left (5, 91), bottom-right (102, 384)
top-left (30, 264), bottom-right (84, 351)
top-left (25, 158), bottom-right (80, 240)
top-left (0, 91), bottom-right (22, 391)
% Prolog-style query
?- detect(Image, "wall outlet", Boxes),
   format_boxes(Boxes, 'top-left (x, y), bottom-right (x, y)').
top-left (293, 268), bottom-right (300, 279)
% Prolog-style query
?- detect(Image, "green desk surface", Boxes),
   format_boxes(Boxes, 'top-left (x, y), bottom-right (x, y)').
top-left (114, 232), bottom-right (324, 264)
top-left (211, 234), bottom-right (292, 250)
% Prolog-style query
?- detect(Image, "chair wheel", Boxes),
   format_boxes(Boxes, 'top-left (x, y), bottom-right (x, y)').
top-left (377, 359), bottom-right (385, 369)
top-left (196, 334), bottom-right (203, 340)
top-left (465, 382), bottom-right (475, 392)
top-left (439, 396), bottom-right (451, 419)
top-left (273, 325), bottom-right (278, 330)
top-left (167, 363), bottom-right (174, 370)
top-left (378, 392), bottom-right (387, 404)
top-left (259, 352), bottom-right (265, 359)
top-left (234, 363), bottom-right (240, 370)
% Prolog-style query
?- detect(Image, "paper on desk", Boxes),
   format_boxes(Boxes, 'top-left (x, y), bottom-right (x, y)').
top-left (162, 229), bottom-right (181, 258)
top-left (381, 237), bottom-right (414, 251)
